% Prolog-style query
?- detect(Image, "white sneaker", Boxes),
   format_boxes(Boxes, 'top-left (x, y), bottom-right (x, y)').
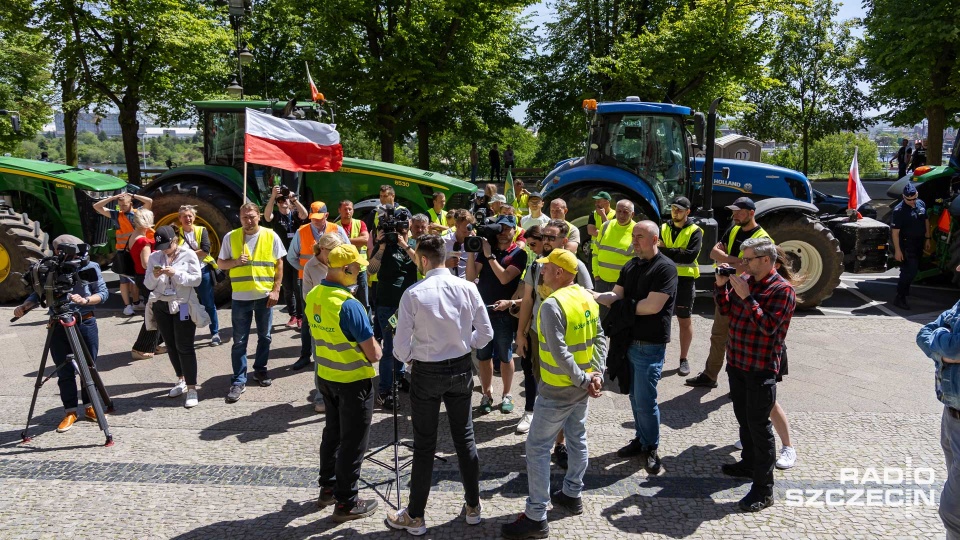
top-left (122, 304), bottom-right (135, 316)
top-left (132, 299), bottom-right (145, 312)
top-left (184, 389), bottom-right (198, 408)
top-left (168, 380), bottom-right (187, 398)
top-left (516, 412), bottom-right (533, 434)
top-left (776, 446), bottom-right (797, 469)
top-left (210, 333), bottom-right (221, 346)
top-left (463, 502), bottom-right (482, 525)
top-left (734, 439), bottom-right (743, 450)
top-left (385, 507), bottom-right (426, 536)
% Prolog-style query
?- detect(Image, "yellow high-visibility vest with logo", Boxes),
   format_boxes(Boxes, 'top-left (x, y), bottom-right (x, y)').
top-left (177, 225), bottom-right (218, 269)
top-left (306, 284), bottom-right (375, 383)
top-left (726, 225), bottom-right (773, 257)
top-left (537, 284), bottom-right (599, 387)
top-left (660, 222), bottom-right (702, 278)
top-left (427, 208), bottom-right (444, 227)
top-left (590, 208), bottom-right (616, 276)
top-left (228, 228), bottom-right (277, 295)
top-left (596, 219), bottom-right (636, 283)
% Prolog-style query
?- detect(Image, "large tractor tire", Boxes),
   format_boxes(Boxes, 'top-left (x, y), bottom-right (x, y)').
top-left (144, 180), bottom-right (241, 306)
top-left (760, 213), bottom-right (844, 309)
top-left (0, 207), bottom-right (49, 303)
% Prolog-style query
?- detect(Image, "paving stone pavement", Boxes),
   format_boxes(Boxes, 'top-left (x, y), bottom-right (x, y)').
top-left (0, 305), bottom-right (950, 539)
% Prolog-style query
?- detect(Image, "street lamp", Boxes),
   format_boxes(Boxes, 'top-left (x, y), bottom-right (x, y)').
top-left (224, 0), bottom-right (253, 98)
top-left (239, 43), bottom-right (254, 66)
top-left (226, 75), bottom-right (243, 98)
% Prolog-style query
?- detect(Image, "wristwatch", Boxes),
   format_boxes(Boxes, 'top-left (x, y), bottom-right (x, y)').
top-left (486, 255), bottom-right (496, 260)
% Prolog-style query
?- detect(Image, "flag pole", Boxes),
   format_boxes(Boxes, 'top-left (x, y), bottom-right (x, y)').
top-left (242, 109), bottom-right (248, 204)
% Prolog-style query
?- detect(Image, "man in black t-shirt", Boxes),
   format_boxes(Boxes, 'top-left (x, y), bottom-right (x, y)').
top-left (467, 215), bottom-right (528, 415)
top-left (593, 220), bottom-right (677, 474)
top-left (263, 185), bottom-right (308, 326)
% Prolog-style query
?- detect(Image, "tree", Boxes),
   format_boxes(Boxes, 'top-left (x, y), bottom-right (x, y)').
top-left (0, 1), bottom-right (52, 154)
top-left (860, 0), bottom-right (960, 166)
top-left (65, 0), bottom-right (232, 183)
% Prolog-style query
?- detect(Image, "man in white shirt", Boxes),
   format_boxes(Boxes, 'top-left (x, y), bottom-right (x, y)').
top-left (386, 235), bottom-right (493, 535)
top-left (442, 209), bottom-right (475, 279)
top-left (520, 191), bottom-right (549, 231)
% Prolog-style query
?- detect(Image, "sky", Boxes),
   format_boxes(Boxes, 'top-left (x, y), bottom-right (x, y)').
top-left (510, 0), bottom-right (867, 123)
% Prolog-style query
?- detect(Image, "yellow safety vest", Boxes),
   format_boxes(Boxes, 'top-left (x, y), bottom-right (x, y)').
top-left (596, 220), bottom-right (636, 283)
top-left (660, 221), bottom-right (702, 278)
top-left (228, 228), bottom-right (277, 295)
top-left (537, 285), bottom-right (598, 387)
top-left (726, 225), bottom-right (773, 257)
top-left (427, 208), bottom-right (444, 227)
top-left (306, 284), bottom-right (375, 383)
top-left (177, 225), bottom-right (218, 269)
top-left (590, 208), bottom-right (616, 276)
top-left (343, 219), bottom-right (366, 256)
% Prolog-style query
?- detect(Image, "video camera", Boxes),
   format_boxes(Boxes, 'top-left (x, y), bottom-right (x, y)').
top-left (377, 204), bottom-right (412, 245)
top-left (20, 243), bottom-right (97, 312)
top-left (717, 266), bottom-right (738, 277)
top-left (464, 221), bottom-right (502, 253)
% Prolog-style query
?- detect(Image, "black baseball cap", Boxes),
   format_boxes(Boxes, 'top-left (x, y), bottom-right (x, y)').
top-left (496, 215), bottom-right (517, 228)
top-left (154, 225), bottom-right (177, 250)
top-left (725, 197), bottom-right (756, 211)
top-left (671, 196), bottom-right (691, 210)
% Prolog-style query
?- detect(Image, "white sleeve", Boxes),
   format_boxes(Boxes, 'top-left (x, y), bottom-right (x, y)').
top-left (272, 231), bottom-right (287, 259)
top-left (218, 231), bottom-right (233, 260)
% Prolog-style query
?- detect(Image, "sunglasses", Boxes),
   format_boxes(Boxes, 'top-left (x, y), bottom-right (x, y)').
top-left (542, 234), bottom-right (559, 241)
top-left (904, 195), bottom-right (918, 201)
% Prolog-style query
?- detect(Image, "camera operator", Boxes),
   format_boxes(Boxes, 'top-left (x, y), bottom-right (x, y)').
top-left (714, 237), bottom-right (795, 513)
top-left (366, 186), bottom-right (408, 313)
top-left (368, 205), bottom-right (418, 409)
top-left (264, 184), bottom-right (308, 329)
top-left (13, 235), bottom-right (109, 433)
top-left (442, 209), bottom-right (475, 279)
top-left (467, 214), bottom-right (528, 415)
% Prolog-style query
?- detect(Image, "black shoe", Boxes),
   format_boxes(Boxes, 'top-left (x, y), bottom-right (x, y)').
top-left (252, 371), bottom-right (273, 387)
top-left (501, 513), bottom-right (548, 540)
top-left (616, 438), bottom-right (646, 458)
top-left (398, 377), bottom-right (410, 393)
top-left (378, 393), bottom-right (398, 411)
top-left (893, 295), bottom-right (911, 310)
top-left (685, 372), bottom-right (718, 388)
top-left (644, 447), bottom-right (662, 475)
top-left (225, 383), bottom-right (245, 403)
top-left (738, 493), bottom-right (774, 512)
top-left (552, 443), bottom-right (568, 469)
top-left (317, 487), bottom-right (335, 508)
top-left (678, 358), bottom-right (691, 376)
top-left (721, 461), bottom-right (753, 479)
top-left (550, 489), bottom-right (583, 515)
top-left (290, 356), bottom-right (311, 371)
top-left (331, 498), bottom-right (378, 522)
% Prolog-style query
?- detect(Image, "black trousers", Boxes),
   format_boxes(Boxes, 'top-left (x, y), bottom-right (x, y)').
top-left (282, 259), bottom-right (301, 317)
top-left (152, 301), bottom-right (198, 385)
top-left (132, 274), bottom-right (161, 352)
top-left (727, 365), bottom-right (777, 498)
top-left (897, 240), bottom-right (924, 297)
top-left (317, 376), bottom-right (375, 506)
top-left (407, 354), bottom-right (480, 519)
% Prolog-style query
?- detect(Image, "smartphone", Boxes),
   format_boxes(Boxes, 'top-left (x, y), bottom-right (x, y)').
top-left (179, 303), bottom-right (189, 321)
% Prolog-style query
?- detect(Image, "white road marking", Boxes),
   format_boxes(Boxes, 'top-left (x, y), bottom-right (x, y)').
top-left (838, 282), bottom-right (899, 317)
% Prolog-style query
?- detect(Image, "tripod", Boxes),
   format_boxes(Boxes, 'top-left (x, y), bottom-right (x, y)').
top-left (20, 310), bottom-right (115, 446)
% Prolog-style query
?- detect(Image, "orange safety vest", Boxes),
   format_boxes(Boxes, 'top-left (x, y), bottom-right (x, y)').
top-left (116, 211), bottom-right (135, 250)
top-left (297, 222), bottom-right (339, 278)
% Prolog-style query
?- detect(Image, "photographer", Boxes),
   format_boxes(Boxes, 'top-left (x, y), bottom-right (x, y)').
top-left (264, 184), bottom-right (308, 328)
top-left (144, 226), bottom-right (209, 409)
top-left (467, 214), bottom-right (528, 415)
top-left (714, 237), bottom-right (795, 513)
top-left (13, 235), bottom-right (109, 433)
top-left (368, 205), bottom-right (418, 409)
top-left (442, 209), bottom-right (475, 279)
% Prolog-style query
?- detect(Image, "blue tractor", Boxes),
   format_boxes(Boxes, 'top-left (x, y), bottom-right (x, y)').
top-left (539, 97), bottom-right (888, 308)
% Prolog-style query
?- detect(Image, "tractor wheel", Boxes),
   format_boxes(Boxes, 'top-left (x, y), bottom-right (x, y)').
top-left (0, 207), bottom-right (49, 303)
top-left (760, 213), bottom-right (844, 309)
top-left (143, 180), bottom-right (241, 306)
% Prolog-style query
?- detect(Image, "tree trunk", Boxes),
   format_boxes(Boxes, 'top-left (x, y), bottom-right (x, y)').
top-left (117, 99), bottom-right (142, 185)
top-left (417, 120), bottom-right (430, 170)
top-left (377, 103), bottom-right (395, 163)
top-left (801, 124), bottom-right (810, 176)
top-left (61, 75), bottom-right (79, 167)
top-left (926, 105), bottom-right (945, 167)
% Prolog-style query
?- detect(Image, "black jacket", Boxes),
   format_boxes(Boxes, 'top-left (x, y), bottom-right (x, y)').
top-left (602, 297), bottom-right (638, 394)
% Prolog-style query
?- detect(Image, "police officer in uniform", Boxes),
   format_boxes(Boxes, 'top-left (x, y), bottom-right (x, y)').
top-left (891, 183), bottom-right (931, 310)
top-left (306, 244), bottom-right (383, 522)
top-left (659, 196), bottom-right (703, 377)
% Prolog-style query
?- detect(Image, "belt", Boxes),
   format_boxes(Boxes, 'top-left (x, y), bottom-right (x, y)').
top-left (412, 352), bottom-right (472, 367)
top-left (949, 407), bottom-right (960, 421)
top-left (632, 340), bottom-right (662, 346)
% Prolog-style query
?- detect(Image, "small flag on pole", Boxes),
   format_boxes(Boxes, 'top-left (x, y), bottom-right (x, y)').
top-left (847, 147), bottom-right (870, 219)
top-left (306, 62), bottom-right (324, 102)
top-left (504, 168), bottom-right (516, 206)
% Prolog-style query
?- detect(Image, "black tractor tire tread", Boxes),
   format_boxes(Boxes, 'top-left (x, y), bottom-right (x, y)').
top-left (0, 207), bottom-right (50, 303)
top-left (760, 213), bottom-right (844, 310)
top-left (142, 180), bottom-right (241, 307)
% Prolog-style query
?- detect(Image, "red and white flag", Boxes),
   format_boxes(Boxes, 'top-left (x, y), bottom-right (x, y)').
top-left (244, 108), bottom-right (342, 172)
top-left (306, 62), bottom-right (323, 102)
top-left (847, 147), bottom-right (870, 216)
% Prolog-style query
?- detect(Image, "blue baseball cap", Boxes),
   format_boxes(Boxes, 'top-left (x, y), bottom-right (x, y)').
top-left (496, 215), bottom-right (517, 228)
top-left (903, 182), bottom-right (918, 197)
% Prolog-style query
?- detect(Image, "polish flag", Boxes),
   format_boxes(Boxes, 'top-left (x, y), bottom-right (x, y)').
top-left (244, 108), bottom-right (342, 172)
top-left (847, 147), bottom-right (870, 217)
top-left (306, 62), bottom-right (324, 102)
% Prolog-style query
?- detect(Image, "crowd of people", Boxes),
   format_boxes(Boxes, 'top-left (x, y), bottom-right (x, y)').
top-left (15, 184), bottom-right (801, 538)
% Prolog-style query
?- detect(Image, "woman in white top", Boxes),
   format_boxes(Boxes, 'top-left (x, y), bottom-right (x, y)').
top-left (145, 225), bottom-right (210, 408)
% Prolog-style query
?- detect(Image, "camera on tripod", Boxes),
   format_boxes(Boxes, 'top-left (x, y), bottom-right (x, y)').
top-left (464, 221), bottom-right (502, 253)
top-left (20, 243), bottom-right (98, 311)
top-left (377, 204), bottom-right (412, 245)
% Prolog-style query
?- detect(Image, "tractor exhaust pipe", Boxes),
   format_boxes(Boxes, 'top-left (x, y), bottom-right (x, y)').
top-left (700, 97), bottom-right (722, 217)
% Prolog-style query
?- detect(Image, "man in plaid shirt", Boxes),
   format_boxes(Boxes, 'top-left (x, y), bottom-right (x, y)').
top-left (715, 237), bottom-right (795, 513)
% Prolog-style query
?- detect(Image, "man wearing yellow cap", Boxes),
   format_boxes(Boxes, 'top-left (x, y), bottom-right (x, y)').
top-left (502, 249), bottom-right (607, 540)
top-left (305, 243), bottom-right (383, 522)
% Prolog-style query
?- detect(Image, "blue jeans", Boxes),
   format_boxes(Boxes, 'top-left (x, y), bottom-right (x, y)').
top-left (628, 342), bottom-right (666, 448)
top-left (197, 265), bottom-right (219, 335)
top-left (524, 395), bottom-right (589, 522)
top-left (476, 311), bottom-right (515, 365)
top-left (942, 406), bottom-right (960, 539)
top-left (50, 316), bottom-right (99, 411)
top-left (376, 305), bottom-right (403, 395)
top-left (230, 297), bottom-right (273, 385)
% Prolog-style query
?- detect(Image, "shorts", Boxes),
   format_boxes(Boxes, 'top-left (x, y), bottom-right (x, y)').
top-left (777, 346), bottom-right (788, 382)
top-left (119, 274), bottom-right (135, 285)
top-left (674, 277), bottom-right (695, 319)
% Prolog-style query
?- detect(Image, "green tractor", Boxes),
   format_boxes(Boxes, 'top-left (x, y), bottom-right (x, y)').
top-left (140, 99), bottom-right (477, 304)
top-left (0, 157), bottom-right (127, 302)
top-left (886, 132), bottom-right (960, 284)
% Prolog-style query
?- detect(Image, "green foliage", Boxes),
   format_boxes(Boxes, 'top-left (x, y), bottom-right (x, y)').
top-left (0, 1), bottom-right (53, 153)
top-left (763, 132), bottom-right (881, 176)
top-left (14, 133), bottom-right (203, 167)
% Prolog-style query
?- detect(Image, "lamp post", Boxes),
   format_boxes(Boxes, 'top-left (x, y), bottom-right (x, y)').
top-left (225, 0), bottom-right (253, 98)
